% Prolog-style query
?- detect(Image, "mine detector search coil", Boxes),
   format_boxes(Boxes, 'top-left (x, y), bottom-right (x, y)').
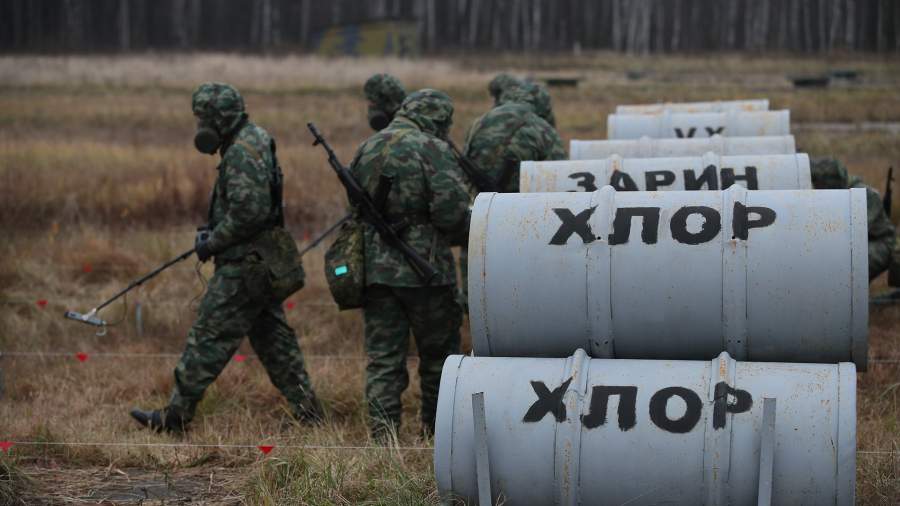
top-left (64, 247), bottom-right (196, 328)
top-left (307, 122), bottom-right (438, 284)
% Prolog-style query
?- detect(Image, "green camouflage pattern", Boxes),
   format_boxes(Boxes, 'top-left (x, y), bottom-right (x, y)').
top-left (167, 259), bottom-right (319, 423)
top-left (192, 82), bottom-right (247, 137)
top-left (348, 88), bottom-right (472, 288)
top-left (531, 82), bottom-right (557, 127)
top-left (363, 284), bottom-right (461, 436)
top-left (205, 121), bottom-right (278, 262)
top-left (488, 73), bottom-right (522, 105)
top-left (364, 73), bottom-right (407, 130)
top-left (811, 157), bottom-right (896, 280)
top-left (166, 85), bottom-right (319, 423)
top-left (464, 81), bottom-right (566, 193)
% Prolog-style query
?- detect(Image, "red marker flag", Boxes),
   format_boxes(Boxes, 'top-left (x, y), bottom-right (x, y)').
top-left (0, 441), bottom-right (13, 453)
top-left (233, 354), bottom-right (246, 363)
top-left (36, 299), bottom-right (48, 309)
top-left (75, 352), bottom-right (88, 362)
top-left (284, 301), bottom-right (296, 310)
top-left (257, 445), bottom-right (274, 455)
top-left (82, 263), bottom-right (93, 273)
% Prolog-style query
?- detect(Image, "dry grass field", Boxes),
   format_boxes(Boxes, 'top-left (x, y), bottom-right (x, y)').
top-left (0, 52), bottom-right (898, 504)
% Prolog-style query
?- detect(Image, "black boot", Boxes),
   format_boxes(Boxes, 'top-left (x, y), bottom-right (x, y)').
top-left (129, 408), bottom-right (186, 433)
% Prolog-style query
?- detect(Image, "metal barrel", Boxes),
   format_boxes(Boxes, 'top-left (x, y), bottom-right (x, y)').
top-left (616, 98), bottom-right (769, 114)
top-left (435, 350), bottom-right (856, 506)
top-left (569, 135), bottom-right (795, 160)
top-left (468, 186), bottom-right (868, 369)
top-left (607, 110), bottom-right (790, 139)
top-left (520, 153), bottom-right (810, 193)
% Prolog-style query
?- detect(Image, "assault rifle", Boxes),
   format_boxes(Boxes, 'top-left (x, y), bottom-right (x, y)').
top-left (446, 139), bottom-right (500, 193)
top-left (307, 123), bottom-right (437, 284)
top-left (884, 166), bottom-right (893, 216)
top-left (446, 139), bottom-right (518, 194)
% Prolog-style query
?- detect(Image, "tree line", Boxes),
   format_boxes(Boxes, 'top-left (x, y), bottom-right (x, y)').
top-left (2, 0), bottom-right (898, 54)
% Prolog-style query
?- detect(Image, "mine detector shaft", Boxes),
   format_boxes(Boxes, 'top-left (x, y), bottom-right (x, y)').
top-left (63, 222), bottom-right (348, 329)
top-left (307, 122), bottom-right (437, 283)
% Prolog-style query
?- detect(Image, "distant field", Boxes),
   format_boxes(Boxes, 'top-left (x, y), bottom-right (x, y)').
top-left (1, 53), bottom-right (898, 504)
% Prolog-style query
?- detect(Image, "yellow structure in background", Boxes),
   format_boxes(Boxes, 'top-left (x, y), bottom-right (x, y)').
top-left (315, 22), bottom-right (419, 57)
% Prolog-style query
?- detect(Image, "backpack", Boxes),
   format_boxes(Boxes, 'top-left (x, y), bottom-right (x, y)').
top-left (324, 218), bottom-right (366, 310)
top-left (233, 137), bottom-right (306, 303)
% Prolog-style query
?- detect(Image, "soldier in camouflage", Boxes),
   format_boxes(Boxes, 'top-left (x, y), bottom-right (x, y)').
top-left (131, 82), bottom-right (322, 432)
top-left (348, 89), bottom-right (471, 438)
top-left (364, 73), bottom-right (407, 131)
top-left (457, 81), bottom-right (566, 310)
top-left (465, 80), bottom-right (565, 193)
top-left (810, 157), bottom-right (896, 280)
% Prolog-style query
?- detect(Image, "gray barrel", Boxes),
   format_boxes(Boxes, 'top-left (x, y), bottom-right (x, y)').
top-left (569, 135), bottom-right (795, 160)
top-left (616, 98), bottom-right (769, 114)
top-left (520, 153), bottom-right (810, 193)
top-left (468, 186), bottom-right (868, 369)
top-left (608, 110), bottom-right (790, 139)
top-left (435, 350), bottom-right (856, 505)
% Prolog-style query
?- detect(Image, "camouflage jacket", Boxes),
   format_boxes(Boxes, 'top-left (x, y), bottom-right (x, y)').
top-left (849, 175), bottom-right (896, 280)
top-left (207, 121), bottom-right (281, 262)
top-left (349, 91), bottom-right (471, 288)
top-left (463, 86), bottom-right (566, 193)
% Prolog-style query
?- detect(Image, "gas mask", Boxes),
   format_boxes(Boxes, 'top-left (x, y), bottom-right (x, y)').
top-left (368, 106), bottom-right (392, 131)
top-left (194, 121), bottom-right (222, 155)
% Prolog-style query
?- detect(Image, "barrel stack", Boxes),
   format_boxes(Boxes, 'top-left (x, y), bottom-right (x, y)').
top-left (436, 99), bottom-right (863, 505)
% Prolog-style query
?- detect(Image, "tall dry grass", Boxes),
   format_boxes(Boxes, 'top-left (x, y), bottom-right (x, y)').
top-left (1, 53), bottom-right (898, 503)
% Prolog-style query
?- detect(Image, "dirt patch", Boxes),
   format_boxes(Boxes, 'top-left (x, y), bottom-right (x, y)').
top-left (17, 465), bottom-right (244, 505)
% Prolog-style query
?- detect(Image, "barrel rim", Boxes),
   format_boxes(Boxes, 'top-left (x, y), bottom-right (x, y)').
top-left (469, 192), bottom-right (496, 357)
top-left (849, 187), bottom-right (869, 371)
top-left (836, 362), bottom-right (857, 504)
top-left (434, 354), bottom-right (466, 498)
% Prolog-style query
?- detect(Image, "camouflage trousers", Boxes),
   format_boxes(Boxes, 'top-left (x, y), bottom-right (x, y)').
top-left (166, 260), bottom-right (318, 423)
top-left (363, 283), bottom-right (461, 437)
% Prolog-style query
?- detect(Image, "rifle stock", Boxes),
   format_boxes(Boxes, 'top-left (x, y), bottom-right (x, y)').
top-left (446, 139), bottom-right (499, 193)
top-left (307, 123), bottom-right (438, 284)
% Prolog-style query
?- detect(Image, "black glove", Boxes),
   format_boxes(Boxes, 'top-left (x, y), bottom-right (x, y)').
top-left (195, 227), bottom-right (213, 263)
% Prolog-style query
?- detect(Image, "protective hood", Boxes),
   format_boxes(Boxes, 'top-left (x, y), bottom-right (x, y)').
top-left (396, 88), bottom-right (454, 139)
top-left (810, 157), bottom-right (850, 189)
top-left (191, 82), bottom-right (248, 140)
top-left (364, 73), bottom-right (407, 131)
top-left (489, 73), bottom-right (522, 104)
top-left (497, 81), bottom-right (556, 125)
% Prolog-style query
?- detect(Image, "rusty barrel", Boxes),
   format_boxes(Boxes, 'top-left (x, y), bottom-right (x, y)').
top-left (616, 98), bottom-right (769, 114)
top-left (468, 186), bottom-right (868, 369)
top-left (435, 350), bottom-right (856, 505)
top-left (520, 153), bottom-right (810, 193)
top-left (569, 135), bottom-right (795, 160)
top-left (607, 110), bottom-right (790, 139)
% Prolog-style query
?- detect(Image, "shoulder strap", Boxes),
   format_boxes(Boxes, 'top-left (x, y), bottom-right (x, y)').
top-left (232, 137), bottom-right (285, 228)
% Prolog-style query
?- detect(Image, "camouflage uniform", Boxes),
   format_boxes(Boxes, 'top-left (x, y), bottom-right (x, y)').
top-left (148, 83), bottom-right (320, 429)
top-left (488, 73), bottom-right (522, 105)
top-left (349, 89), bottom-right (471, 437)
top-left (488, 74), bottom-right (556, 126)
top-left (457, 82), bottom-right (566, 310)
top-left (364, 73), bottom-right (407, 131)
top-left (811, 157), bottom-right (896, 280)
